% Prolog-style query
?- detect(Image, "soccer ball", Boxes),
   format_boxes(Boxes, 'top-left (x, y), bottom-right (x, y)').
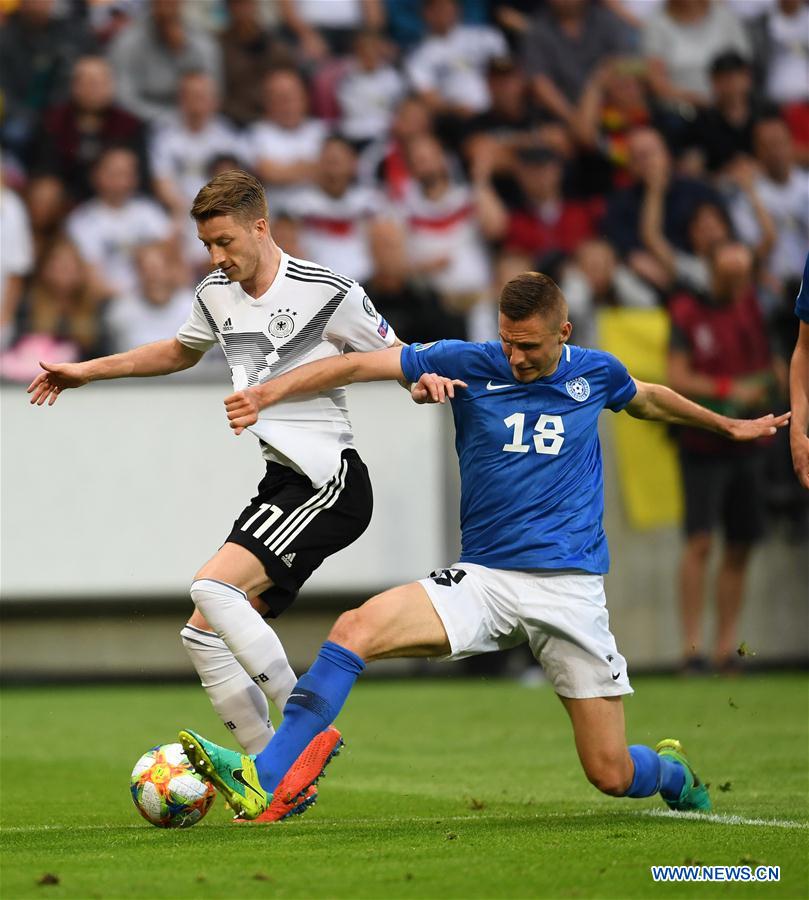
top-left (130, 742), bottom-right (216, 828)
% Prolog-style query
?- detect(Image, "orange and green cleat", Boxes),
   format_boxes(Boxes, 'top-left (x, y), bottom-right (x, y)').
top-left (656, 738), bottom-right (712, 812)
top-left (233, 784), bottom-right (318, 824)
top-left (231, 727), bottom-right (343, 824)
top-left (274, 726), bottom-right (343, 807)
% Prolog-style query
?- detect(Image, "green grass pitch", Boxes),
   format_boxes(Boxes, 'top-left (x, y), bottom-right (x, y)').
top-left (1, 674), bottom-right (807, 899)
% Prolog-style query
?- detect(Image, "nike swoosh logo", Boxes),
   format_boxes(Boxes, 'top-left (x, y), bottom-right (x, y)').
top-left (233, 768), bottom-right (264, 798)
top-left (611, 672), bottom-right (620, 680)
top-left (486, 381), bottom-right (512, 391)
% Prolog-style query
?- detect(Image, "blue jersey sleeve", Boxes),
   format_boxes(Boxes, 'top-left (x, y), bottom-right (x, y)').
top-left (400, 340), bottom-right (470, 383)
top-left (602, 351), bottom-right (637, 411)
top-left (795, 253), bottom-right (809, 323)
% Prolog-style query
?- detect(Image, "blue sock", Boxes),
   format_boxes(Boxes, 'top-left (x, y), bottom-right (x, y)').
top-left (625, 745), bottom-right (685, 799)
top-left (659, 756), bottom-right (686, 801)
top-left (254, 641), bottom-right (365, 793)
top-left (625, 745), bottom-right (661, 797)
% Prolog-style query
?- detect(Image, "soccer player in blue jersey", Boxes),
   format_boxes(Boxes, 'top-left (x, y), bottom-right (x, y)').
top-left (790, 253), bottom-right (809, 490)
top-left (179, 272), bottom-right (790, 819)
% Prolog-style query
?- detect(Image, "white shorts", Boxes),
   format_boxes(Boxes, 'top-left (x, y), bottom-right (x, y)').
top-left (419, 564), bottom-right (632, 699)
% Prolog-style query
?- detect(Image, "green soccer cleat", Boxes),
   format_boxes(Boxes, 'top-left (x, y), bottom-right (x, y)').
top-left (179, 729), bottom-right (269, 820)
top-left (656, 738), bottom-right (712, 812)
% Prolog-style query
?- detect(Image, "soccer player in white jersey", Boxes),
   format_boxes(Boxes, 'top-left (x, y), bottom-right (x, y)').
top-left (175, 272), bottom-right (790, 821)
top-left (28, 169), bottom-right (448, 823)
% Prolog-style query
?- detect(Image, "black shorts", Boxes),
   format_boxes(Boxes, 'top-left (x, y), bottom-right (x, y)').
top-left (225, 449), bottom-right (373, 617)
top-left (679, 449), bottom-right (766, 543)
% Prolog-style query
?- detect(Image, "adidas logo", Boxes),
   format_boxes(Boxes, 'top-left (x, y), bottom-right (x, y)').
top-left (281, 552), bottom-right (296, 567)
top-left (222, 317), bottom-right (234, 332)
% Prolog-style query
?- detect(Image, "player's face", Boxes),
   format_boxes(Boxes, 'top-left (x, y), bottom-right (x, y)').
top-left (197, 214), bottom-right (265, 281)
top-left (499, 313), bottom-right (572, 382)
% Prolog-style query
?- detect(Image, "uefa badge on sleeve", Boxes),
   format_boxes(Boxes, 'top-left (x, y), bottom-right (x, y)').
top-left (565, 377), bottom-right (590, 402)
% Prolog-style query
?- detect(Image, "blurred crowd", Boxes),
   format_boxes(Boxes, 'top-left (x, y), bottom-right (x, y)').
top-left (2, 0), bottom-right (807, 353)
top-left (0, 0), bottom-right (806, 666)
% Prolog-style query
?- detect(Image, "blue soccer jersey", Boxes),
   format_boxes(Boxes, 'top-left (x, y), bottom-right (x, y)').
top-left (401, 340), bottom-right (637, 573)
top-left (796, 253), bottom-right (809, 323)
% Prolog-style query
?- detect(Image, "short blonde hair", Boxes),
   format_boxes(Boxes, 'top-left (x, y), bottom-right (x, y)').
top-left (190, 169), bottom-right (268, 224)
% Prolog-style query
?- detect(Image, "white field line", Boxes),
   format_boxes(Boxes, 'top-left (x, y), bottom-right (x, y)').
top-left (2, 809), bottom-right (807, 834)
top-left (637, 809), bottom-right (809, 830)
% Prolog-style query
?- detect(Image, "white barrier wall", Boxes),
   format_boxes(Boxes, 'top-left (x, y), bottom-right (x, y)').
top-left (2, 381), bottom-right (806, 671)
top-left (1, 381), bottom-right (448, 599)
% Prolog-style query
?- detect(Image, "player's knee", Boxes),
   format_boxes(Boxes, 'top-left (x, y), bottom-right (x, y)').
top-left (328, 608), bottom-right (371, 658)
top-left (189, 577), bottom-right (221, 608)
top-left (685, 532), bottom-right (712, 559)
top-left (583, 758), bottom-right (632, 797)
top-left (723, 542), bottom-right (751, 567)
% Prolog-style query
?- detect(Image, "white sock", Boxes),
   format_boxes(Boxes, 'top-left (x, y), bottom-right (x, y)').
top-left (181, 624), bottom-right (273, 754)
top-left (189, 578), bottom-right (298, 713)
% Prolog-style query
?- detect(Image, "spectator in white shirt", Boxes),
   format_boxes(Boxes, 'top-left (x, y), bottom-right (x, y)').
top-left (247, 66), bottom-right (327, 215)
top-left (66, 146), bottom-right (174, 296)
top-left (151, 72), bottom-right (243, 219)
top-left (730, 116), bottom-right (809, 292)
top-left (288, 135), bottom-right (385, 283)
top-left (337, 30), bottom-right (406, 145)
top-left (150, 70), bottom-right (244, 271)
top-left (406, 0), bottom-right (508, 119)
top-left (643, 0), bottom-right (751, 109)
top-left (0, 186), bottom-right (34, 343)
top-left (105, 241), bottom-right (195, 353)
top-left (401, 133), bottom-right (503, 334)
top-left (757, 0), bottom-right (809, 106)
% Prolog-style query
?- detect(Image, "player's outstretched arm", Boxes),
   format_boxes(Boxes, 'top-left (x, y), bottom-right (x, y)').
top-left (224, 346), bottom-right (466, 434)
top-left (625, 379), bottom-right (791, 441)
top-left (789, 321), bottom-right (809, 489)
top-left (27, 338), bottom-right (204, 406)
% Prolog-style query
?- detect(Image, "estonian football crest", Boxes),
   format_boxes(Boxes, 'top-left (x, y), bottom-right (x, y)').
top-left (565, 377), bottom-right (590, 402)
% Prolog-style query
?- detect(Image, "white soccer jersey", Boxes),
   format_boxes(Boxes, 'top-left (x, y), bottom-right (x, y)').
top-left (176, 253), bottom-right (397, 486)
top-left (150, 113), bottom-right (245, 264)
top-left (0, 188), bottom-right (34, 280)
top-left (288, 184), bottom-right (384, 283)
top-left (337, 64), bottom-right (406, 142)
top-left (401, 182), bottom-right (491, 295)
top-left (66, 197), bottom-right (173, 295)
top-left (730, 170), bottom-right (809, 280)
top-left (406, 25), bottom-right (508, 113)
top-left (106, 287), bottom-right (196, 353)
top-left (150, 114), bottom-right (245, 203)
top-left (247, 119), bottom-right (327, 214)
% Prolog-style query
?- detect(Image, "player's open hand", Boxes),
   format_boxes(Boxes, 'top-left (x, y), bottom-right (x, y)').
top-left (725, 411), bottom-right (791, 442)
top-left (27, 361), bottom-right (89, 406)
top-left (224, 388), bottom-right (261, 434)
top-left (411, 372), bottom-right (467, 405)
